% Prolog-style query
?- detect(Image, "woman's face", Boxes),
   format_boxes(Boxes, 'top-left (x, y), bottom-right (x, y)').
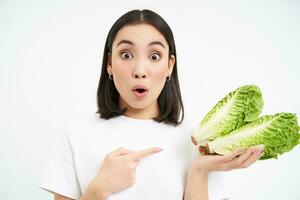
top-left (107, 23), bottom-right (175, 118)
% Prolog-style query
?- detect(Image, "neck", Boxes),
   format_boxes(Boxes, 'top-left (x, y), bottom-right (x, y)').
top-left (119, 99), bottom-right (159, 120)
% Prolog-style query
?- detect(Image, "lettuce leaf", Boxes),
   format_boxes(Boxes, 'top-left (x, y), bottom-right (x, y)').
top-left (191, 85), bottom-right (263, 146)
top-left (206, 112), bottom-right (300, 160)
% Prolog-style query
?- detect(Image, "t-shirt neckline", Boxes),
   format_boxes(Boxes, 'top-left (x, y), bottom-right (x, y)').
top-left (119, 115), bottom-right (157, 123)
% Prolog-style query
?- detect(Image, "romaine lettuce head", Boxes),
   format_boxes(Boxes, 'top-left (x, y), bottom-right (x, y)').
top-left (191, 85), bottom-right (263, 146)
top-left (206, 112), bottom-right (300, 160)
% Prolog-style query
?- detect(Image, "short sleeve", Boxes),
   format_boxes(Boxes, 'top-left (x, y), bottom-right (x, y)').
top-left (37, 132), bottom-right (82, 199)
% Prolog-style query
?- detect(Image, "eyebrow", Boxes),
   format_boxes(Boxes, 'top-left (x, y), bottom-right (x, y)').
top-left (116, 39), bottom-right (165, 48)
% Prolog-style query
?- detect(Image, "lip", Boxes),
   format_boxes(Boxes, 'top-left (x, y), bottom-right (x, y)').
top-left (132, 85), bottom-right (149, 91)
top-left (133, 90), bottom-right (148, 97)
top-left (132, 85), bottom-right (149, 98)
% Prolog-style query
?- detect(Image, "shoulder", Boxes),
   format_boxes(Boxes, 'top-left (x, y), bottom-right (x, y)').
top-left (175, 116), bottom-right (195, 133)
top-left (64, 114), bottom-right (112, 140)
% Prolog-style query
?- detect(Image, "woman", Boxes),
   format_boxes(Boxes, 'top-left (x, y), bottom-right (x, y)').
top-left (38, 9), bottom-right (264, 200)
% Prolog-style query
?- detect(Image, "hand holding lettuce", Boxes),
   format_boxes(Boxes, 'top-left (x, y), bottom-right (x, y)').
top-left (191, 85), bottom-right (300, 160)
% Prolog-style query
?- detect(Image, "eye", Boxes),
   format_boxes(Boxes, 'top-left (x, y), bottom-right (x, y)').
top-left (120, 52), bottom-right (133, 60)
top-left (150, 52), bottom-right (161, 61)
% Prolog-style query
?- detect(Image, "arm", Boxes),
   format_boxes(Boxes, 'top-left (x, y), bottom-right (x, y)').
top-left (53, 147), bottom-right (162, 200)
top-left (80, 179), bottom-right (109, 200)
top-left (54, 193), bottom-right (74, 200)
top-left (184, 145), bottom-right (264, 200)
top-left (183, 165), bottom-right (208, 200)
top-left (52, 179), bottom-right (108, 200)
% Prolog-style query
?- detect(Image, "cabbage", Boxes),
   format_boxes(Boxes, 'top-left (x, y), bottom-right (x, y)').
top-left (191, 85), bottom-right (263, 146)
top-left (206, 112), bottom-right (300, 160)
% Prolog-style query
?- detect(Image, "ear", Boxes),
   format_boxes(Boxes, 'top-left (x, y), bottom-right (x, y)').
top-left (107, 52), bottom-right (112, 74)
top-left (168, 55), bottom-right (175, 76)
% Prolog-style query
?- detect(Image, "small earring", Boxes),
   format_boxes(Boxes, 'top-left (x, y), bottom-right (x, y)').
top-left (109, 74), bottom-right (113, 80)
top-left (166, 75), bottom-right (171, 81)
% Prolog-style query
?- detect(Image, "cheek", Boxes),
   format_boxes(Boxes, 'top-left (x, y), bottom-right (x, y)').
top-left (150, 57), bottom-right (169, 78)
top-left (152, 68), bottom-right (166, 81)
top-left (151, 65), bottom-right (168, 92)
top-left (111, 60), bottom-right (131, 92)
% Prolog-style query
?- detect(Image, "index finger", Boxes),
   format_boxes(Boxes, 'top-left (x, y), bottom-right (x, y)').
top-left (131, 147), bottom-right (162, 161)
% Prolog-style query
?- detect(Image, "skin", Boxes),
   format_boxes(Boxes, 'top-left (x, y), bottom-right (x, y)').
top-left (107, 23), bottom-right (175, 120)
top-left (184, 146), bottom-right (264, 200)
top-left (54, 23), bottom-right (264, 200)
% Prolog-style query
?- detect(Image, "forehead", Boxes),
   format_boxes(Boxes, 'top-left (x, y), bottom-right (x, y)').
top-left (113, 23), bottom-right (168, 48)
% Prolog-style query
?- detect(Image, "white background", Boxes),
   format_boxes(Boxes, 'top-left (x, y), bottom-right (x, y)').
top-left (1, 0), bottom-right (299, 199)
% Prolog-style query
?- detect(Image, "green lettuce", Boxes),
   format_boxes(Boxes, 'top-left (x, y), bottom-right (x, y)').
top-left (191, 85), bottom-right (263, 146)
top-left (206, 112), bottom-right (300, 160)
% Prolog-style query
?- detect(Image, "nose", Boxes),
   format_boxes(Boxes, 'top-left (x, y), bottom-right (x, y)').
top-left (132, 61), bottom-right (147, 79)
top-left (133, 73), bottom-right (146, 79)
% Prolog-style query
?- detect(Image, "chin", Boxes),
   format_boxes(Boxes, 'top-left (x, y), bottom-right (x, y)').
top-left (124, 98), bottom-right (155, 110)
top-left (127, 102), bottom-right (149, 110)
top-left (120, 94), bottom-right (157, 110)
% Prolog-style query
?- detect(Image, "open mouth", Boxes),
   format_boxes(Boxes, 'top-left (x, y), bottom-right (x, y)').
top-left (132, 88), bottom-right (148, 97)
top-left (132, 85), bottom-right (149, 97)
top-left (135, 88), bottom-right (146, 93)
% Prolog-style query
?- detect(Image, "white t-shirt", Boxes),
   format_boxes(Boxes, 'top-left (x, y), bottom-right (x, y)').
top-left (38, 115), bottom-right (230, 200)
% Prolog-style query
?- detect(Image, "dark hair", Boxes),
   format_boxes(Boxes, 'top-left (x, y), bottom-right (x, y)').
top-left (96, 9), bottom-right (184, 126)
